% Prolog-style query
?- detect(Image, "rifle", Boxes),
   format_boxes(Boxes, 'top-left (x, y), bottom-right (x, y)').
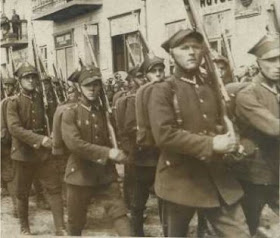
top-left (31, 37), bottom-right (51, 136)
top-left (1, 77), bottom-right (7, 99)
top-left (183, 0), bottom-right (236, 138)
top-left (52, 63), bottom-right (67, 101)
top-left (84, 24), bottom-right (118, 149)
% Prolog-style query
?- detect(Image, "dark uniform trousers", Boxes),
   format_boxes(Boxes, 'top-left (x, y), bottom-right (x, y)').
top-left (161, 199), bottom-right (248, 237)
top-left (14, 158), bottom-right (61, 199)
top-left (240, 180), bottom-right (279, 235)
top-left (129, 165), bottom-right (156, 212)
top-left (67, 182), bottom-right (127, 235)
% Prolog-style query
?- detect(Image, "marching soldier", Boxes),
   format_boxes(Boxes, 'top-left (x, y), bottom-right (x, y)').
top-left (1, 77), bottom-right (17, 215)
top-left (148, 29), bottom-right (249, 237)
top-left (122, 55), bottom-right (165, 236)
top-left (60, 65), bottom-right (133, 236)
top-left (6, 62), bottom-right (66, 235)
top-left (235, 34), bottom-right (280, 236)
top-left (115, 65), bottom-right (145, 210)
top-left (2, 77), bottom-right (17, 97)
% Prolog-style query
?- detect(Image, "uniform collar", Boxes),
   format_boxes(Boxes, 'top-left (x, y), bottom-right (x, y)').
top-left (255, 73), bottom-right (279, 95)
top-left (174, 66), bottom-right (205, 85)
top-left (21, 91), bottom-right (35, 100)
top-left (80, 100), bottom-right (101, 112)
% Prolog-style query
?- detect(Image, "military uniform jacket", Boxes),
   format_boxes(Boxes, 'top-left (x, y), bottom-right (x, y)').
top-left (6, 91), bottom-right (49, 162)
top-left (61, 101), bottom-right (118, 187)
top-left (235, 73), bottom-right (280, 184)
top-left (148, 68), bottom-right (243, 208)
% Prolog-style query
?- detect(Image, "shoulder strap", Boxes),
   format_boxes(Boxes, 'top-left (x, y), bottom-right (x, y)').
top-left (167, 79), bottom-right (183, 127)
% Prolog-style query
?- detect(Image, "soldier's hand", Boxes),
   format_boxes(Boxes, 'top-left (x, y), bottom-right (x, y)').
top-left (213, 133), bottom-right (237, 154)
top-left (41, 136), bottom-right (52, 149)
top-left (108, 149), bottom-right (129, 164)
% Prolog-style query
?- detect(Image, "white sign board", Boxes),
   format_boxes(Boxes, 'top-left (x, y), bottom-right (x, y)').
top-left (200, 0), bottom-right (233, 14)
top-left (110, 13), bottom-right (139, 36)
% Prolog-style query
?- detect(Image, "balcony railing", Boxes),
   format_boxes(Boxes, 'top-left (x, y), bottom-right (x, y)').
top-left (33, 0), bottom-right (66, 13)
top-left (0, 20), bottom-right (28, 49)
top-left (32, 0), bottom-right (102, 21)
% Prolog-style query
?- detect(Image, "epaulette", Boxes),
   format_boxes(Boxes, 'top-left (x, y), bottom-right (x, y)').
top-left (66, 103), bottom-right (78, 110)
top-left (126, 94), bottom-right (136, 98)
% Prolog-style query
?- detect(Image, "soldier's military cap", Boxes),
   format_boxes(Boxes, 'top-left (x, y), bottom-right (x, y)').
top-left (67, 69), bottom-right (81, 83)
top-left (140, 54), bottom-right (165, 74)
top-left (14, 62), bottom-right (38, 78)
top-left (78, 65), bottom-right (102, 86)
top-left (3, 77), bottom-right (17, 84)
top-left (248, 34), bottom-right (280, 59)
top-left (161, 28), bottom-right (204, 53)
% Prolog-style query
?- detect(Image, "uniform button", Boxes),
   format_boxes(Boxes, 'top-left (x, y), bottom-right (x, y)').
top-left (199, 99), bottom-right (204, 103)
top-left (85, 120), bottom-right (89, 125)
top-left (92, 114), bottom-right (95, 118)
top-left (33, 119), bottom-right (36, 122)
top-left (200, 156), bottom-right (206, 161)
top-left (71, 168), bottom-right (75, 172)
top-left (32, 110), bottom-right (35, 113)
top-left (97, 159), bottom-right (103, 164)
top-left (12, 147), bottom-right (16, 151)
top-left (166, 160), bottom-right (171, 166)
top-left (33, 144), bottom-right (38, 148)
top-left (203, 130), bottom-right (207, 134)
top-left (94, 124), bottom-right (98, 128)
top-left (203, 114), bottom-right (207, 119)
top-left (195, 84), bottom-right (199, 89)
top-left (95, 136), bottom-right (99, 139)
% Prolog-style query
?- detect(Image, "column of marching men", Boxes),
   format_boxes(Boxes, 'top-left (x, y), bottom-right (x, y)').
top-left (1, 28), bottom-right (279, 237)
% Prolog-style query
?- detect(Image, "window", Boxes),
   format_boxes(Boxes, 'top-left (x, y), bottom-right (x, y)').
top-left (54, 30), bottom-right (74, 79)
top-left (112, 31), bottom-right (146, 72)
top-left (40, 45), bottom-right (48, 70)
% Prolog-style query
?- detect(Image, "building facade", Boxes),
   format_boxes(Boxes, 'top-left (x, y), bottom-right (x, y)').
top-left (1, 0), bottom-right (278, 80)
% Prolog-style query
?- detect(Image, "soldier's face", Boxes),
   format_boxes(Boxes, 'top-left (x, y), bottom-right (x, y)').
top-left (146, 65), bottom-right (165, 82)
top-left (3, 84), bottom-right (15, 96)
top-left (20, 74), bottom-right (37, 91)
top-left (134, 73), bottom-right (145, 86)
top-left (258, 56), bottom-right (280, 81)
top-left (216, 62), bottom-right (228, 79)
top-left (171, 37), bottom-right (204, 71)
top-left (80, 80), bottom-right (101, 101)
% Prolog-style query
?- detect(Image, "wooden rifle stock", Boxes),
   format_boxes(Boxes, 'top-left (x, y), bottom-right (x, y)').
top-left (52, 63), bottom-right (67, 101)
top-left (31, 38), bottom-right (51, 136)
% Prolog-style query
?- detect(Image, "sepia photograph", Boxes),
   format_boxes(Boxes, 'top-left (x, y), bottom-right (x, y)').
top-left (0, 0), bottom-right (279, 237)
